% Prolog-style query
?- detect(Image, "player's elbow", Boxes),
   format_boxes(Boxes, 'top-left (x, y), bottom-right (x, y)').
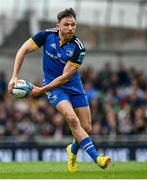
top-left (17, 47), bottom-right (29, 57)
top-left (23, 46), bottom-right (33, 54)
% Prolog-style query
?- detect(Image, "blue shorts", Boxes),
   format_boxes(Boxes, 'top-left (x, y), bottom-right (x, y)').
top-left (46, 88), bottom-right (89, 108)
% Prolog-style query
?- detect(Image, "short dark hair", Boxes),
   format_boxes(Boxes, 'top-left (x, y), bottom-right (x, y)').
top-left (57, 8), bottom-right (76, 22)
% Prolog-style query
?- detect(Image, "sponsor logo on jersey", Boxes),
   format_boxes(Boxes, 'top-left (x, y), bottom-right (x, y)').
top-left (46, 50), bottom-right (58, 59)
top-left (77, 52), bottom-right (86, 63)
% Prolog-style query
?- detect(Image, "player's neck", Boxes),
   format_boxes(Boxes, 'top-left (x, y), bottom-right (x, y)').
top-left (59, 32), bottom-right (72, 45)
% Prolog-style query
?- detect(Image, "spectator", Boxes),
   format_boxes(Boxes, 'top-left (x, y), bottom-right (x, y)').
top-left (84, 80), bottom-right (99, 102)
top-left (0, 72), bottom-right (7, 101)
top-left (133, 107), bottom-right (146, 134)
top-left (118, 104), bottom-right (133, 134)
top-left (51, 113), bottom-right (64, 140)
top-left (104, 110), bottom-right (117, 135)
top-left (116, 62), bottom-right (131, 86)
top-left (34, 108), bottom-right (53, 137)
top-left (1, 64), bottom-right (147, 142)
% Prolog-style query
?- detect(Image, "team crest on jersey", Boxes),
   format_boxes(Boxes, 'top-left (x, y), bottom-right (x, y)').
top-left (66, 48), bottom-right (74, 57)
top-left (50, 43), bottom-right (56, 49)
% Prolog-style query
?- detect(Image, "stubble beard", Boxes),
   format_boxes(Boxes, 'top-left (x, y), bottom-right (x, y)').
top-left (61, 30), bottom-right (73, 42)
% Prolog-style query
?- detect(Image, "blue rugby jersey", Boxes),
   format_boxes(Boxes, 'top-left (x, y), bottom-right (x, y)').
top-left (31, 28), bottom-right (86, 94)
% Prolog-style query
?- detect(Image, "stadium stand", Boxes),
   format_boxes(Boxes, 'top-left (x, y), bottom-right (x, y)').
top-left (0, 62), bottom-right (147, 143)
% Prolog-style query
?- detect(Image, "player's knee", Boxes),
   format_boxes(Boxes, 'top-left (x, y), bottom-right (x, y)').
top-left (65, 114), bottom-right (80, 129)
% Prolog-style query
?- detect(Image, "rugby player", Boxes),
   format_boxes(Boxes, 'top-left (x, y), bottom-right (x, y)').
top-left (8, 8), bottom-right (111, 172)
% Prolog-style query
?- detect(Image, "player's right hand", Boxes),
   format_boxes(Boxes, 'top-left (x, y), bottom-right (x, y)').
top-left (8, 76), bottom-right (18, 94)
top-left (30, 85), bottom-right (43, 97)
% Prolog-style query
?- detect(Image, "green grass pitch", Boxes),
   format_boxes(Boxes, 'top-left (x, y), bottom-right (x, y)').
top-left (0, 161), bottom-right (147, 179)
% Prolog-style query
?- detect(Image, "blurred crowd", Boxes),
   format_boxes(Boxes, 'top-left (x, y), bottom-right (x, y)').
top-left (0, 62), bottom-right (147, 143)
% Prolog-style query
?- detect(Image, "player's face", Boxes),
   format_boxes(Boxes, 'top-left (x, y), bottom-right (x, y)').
top-left (58, 16), bottom-right (76, 41)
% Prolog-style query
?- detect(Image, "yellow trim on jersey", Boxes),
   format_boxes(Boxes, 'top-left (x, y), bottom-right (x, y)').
top-left (29, 38), bottom-right (39, 49)
top-left (59, 40), bottom-right (63, 47)
top-left (67, 61), bottom-right (80, 68)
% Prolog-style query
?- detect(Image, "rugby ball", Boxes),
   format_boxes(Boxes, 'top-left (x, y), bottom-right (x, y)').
top-left (12, 79), bottom-right (33, 98)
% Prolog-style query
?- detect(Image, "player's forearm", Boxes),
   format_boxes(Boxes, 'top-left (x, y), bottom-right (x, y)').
top-left (41, 75), bottom-right (69, 93)
top-left (40, 64), bottom-right (77, 94)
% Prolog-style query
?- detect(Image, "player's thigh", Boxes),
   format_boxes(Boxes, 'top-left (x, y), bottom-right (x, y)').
top-left (70, 94), bottom-right (92, 133)
top-left (74, 106), bottom-right (92, 133)
top-left (46, 88), bottom-right (77, 123)
top-left (56, 100), bottom-right (80, 128)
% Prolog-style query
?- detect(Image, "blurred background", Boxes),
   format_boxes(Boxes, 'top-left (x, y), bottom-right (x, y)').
top-left (0, 0), bottom-right (147, 162)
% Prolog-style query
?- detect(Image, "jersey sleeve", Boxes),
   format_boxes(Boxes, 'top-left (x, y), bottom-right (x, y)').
top-left (30, 30), bottom-right (47, 48)
top-left (68, 39), bottom-right (86, 67)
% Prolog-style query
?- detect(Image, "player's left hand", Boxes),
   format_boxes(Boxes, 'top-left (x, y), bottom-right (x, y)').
top-left (30, 85), bottom-right (44, 97)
